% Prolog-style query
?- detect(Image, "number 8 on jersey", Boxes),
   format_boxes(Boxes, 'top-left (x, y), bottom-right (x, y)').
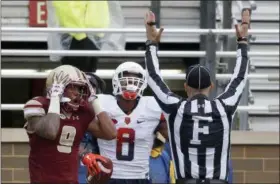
top-left (116, 128), bottom-right (135, 161)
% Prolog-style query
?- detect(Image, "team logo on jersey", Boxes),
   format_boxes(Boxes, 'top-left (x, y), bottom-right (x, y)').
top-left (124, 117), bottom-right (131, 125)
top-left (60, 114), bottom-right (66, 119)
top-left (72, 115), bottom-right (80, 120)
top-left (145, 172), bottom-right (149, 179)
top-left (112, 119), bottom-right (118, 124)
top-left (136, 119), bottom-right (145, 124)
top-left (197, 104), bottom-right (205, 109)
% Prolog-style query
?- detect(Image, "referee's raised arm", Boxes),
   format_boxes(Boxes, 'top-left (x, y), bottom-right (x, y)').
top-left (216, 9), bottom-right (251, 115)
top-left (144, 11), bottom-right (181, 114)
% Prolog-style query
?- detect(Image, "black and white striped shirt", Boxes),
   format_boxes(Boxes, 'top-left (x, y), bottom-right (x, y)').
top-left (145, 43), bottom-right (249, 181)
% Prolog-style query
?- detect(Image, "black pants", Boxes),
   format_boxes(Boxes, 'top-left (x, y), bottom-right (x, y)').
top-left (184, 179), bottom-right (227, 184)
top-left (108, 178), bottom-right (150, 184)
top-left (61, 37), bottom-right (98, 72)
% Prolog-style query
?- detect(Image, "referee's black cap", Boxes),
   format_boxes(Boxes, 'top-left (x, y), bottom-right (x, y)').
top-left (185, 64), bottom-right (212, 90)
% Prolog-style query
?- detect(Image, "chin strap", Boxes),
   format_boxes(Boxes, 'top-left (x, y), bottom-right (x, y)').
top-left (122, 91), bottom-right (138, 100)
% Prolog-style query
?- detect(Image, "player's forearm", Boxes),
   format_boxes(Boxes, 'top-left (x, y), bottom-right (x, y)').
top-left (35, 96), bottom-right (61, 139)
top-left (158, 127), bottom-right (168, 141)
top-left (91, 99), bottom-right (117, 140)
top-left (96, 112), bottom-right (117, 140)
top-left (33, 113), bottom-right (60, 140)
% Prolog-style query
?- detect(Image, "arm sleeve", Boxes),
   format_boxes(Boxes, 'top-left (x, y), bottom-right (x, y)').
top-left (145, 43), bottom-right (182, 114)
top-left (216, 43), bottom-right (249, 114)
top-left (23, 98), bottom-right (46, 120)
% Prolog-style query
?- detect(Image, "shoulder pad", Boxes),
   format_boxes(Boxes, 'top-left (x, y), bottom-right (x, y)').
top-left (97, 94), bottom-right (115, 105)
top-left (143, 96), bottom-right (162, 111)
top-left (23, 96), bottom-right (47, 119)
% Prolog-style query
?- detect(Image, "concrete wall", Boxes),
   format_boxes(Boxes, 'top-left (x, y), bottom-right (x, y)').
top-left (1, 129), bottom-right (279, 183)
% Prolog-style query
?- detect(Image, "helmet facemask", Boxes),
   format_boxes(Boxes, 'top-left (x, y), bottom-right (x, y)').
top-left (45, 65), bottom-right (92, 112)
top-left (63, 82), bottom-right (90, 111)
top-left (113, 71), bottom-right (147, 100)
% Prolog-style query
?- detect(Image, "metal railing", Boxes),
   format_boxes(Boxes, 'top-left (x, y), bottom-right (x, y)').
top-left (216, 1), bottom-right (223, 24)
top-left (1, 27), bottom-right (278, 127)
top-left (1, 104), bottom-right (278, 113)
top-left (1, 27), bottom-right (279, 34)
top-left (1, 50), bottom-right (279, 57)
top-left (1, 70), bottom-right (279, 80)
top-left (235, 1), bottom-right (244, 12)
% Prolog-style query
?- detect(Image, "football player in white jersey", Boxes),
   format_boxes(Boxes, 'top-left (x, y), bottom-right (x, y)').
top-left (96, 61), bottom-right (168, 183)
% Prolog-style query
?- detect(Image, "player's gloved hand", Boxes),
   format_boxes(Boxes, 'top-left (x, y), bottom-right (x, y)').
top-left (47, 71), bottom-right (71, 102)
top-left (81, 153), bottom-right (100, 176)
top-left (81, 153), bottom-right (106, 177)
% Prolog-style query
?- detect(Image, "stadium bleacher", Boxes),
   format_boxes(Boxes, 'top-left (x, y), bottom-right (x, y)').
top-left (231, 1), bottom-right (279, 130)
top-left (1, 1), bottom-right (279, 131)
top-left (1, 1), bottom-right (279, 184)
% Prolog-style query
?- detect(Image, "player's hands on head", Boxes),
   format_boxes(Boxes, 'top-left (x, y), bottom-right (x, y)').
top-left (144, 11), bottom-right (164, 43)
top-left (48, 71), bottom-right (71, 102)
top-left (235, 8), bottom-right (251, 42)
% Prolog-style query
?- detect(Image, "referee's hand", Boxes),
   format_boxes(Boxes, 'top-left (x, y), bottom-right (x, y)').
top-left (235, 8), bottom-right (251, 41)
top-left (144, 11), bottom-right (164, 43)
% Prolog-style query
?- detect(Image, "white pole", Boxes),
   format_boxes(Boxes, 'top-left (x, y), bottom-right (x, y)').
top-left (1, 104), bottom-right (278, 112)
top-left (1, 27), bottom-right (279, 34)
top-left (1, 71), bottom-right (279, 80)
top-left (1, 50), bottom-right (279, 57)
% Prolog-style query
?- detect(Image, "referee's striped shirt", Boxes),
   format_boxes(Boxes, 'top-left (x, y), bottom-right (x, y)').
top-left (145, 42), bottom-right (249, 181)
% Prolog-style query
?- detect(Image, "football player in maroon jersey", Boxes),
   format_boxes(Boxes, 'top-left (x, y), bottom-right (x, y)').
top-left (23, 65), bottom-right (116, 183)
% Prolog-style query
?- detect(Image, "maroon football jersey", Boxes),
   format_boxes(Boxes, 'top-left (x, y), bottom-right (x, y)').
top-left (23, 96), bottom-right (95, 183)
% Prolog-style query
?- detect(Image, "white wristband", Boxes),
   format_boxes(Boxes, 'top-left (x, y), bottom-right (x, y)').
top-left (48, 96), bottom-right (60, 114)
top-left (91, 99), bottom-right (103, 115)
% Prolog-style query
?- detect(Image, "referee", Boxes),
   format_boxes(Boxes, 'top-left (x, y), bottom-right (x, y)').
top-left (144, 9), bottom-right (250, 184)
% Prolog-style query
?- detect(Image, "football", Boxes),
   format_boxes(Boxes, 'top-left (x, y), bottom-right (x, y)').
top-left (86, 155), bottom-right (113, 184)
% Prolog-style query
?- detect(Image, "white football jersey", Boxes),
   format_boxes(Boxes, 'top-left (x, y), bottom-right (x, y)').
top-left (97, 94), bottom-right (163, 179)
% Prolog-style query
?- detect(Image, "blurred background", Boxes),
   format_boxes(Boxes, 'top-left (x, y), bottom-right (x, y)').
top-left (1, 1), bottom-right (279, 183)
